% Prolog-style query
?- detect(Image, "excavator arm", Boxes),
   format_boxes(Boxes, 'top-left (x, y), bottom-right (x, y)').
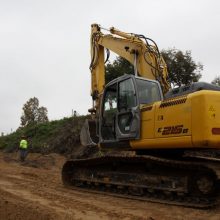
top-left (89, 23), bottom-right (170, 113)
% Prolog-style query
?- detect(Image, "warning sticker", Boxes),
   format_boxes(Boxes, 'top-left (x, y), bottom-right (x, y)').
top-left (208, 106), bottom-right (216, 119)
top-left (209, 106), bottom-right (215, 112)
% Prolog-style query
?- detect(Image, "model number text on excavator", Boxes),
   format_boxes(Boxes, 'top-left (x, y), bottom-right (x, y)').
top-left (157, 125), bottom-right (189, 135)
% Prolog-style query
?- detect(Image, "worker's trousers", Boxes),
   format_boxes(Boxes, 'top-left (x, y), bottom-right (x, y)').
top-left (19, 149), bottom-right (28, 162)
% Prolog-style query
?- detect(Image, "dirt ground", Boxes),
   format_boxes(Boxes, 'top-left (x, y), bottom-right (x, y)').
top-left (1, 152), bottom-right (220, 220)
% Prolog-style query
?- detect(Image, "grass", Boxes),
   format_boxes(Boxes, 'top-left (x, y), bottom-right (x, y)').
top-left (0, 115), bottom-right (90, 154)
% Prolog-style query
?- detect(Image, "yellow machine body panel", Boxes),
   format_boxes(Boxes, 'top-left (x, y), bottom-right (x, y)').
top-left (131, 90), bottom-right (220, 150)
top-left (191, 90), bottom-right (220, 148)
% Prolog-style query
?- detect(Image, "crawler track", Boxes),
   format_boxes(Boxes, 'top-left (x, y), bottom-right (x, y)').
top-left (62, 155), bottom-right (219, 208)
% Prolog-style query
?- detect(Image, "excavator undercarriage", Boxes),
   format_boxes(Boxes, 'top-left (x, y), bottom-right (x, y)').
top-left (62, 153), bottom-right (220, 208)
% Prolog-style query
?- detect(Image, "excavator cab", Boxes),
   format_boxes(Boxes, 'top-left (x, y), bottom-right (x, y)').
top-left (99, 74), bottom-right (163, 148)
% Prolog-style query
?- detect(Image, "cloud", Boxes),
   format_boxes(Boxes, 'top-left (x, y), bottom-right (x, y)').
top-left (0, 0), bottom-right (220, 133)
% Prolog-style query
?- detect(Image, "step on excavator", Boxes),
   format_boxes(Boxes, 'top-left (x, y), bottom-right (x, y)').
top-left (62, 24), bottom-right (220, 208)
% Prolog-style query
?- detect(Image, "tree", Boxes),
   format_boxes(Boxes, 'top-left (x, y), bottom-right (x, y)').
top-left (211, 76), bottom-right (220, 86)
top-left (161, 48), bottom-right (203, 87)
top-left (20, 97), bottom-right (48, 127)
top-left (105, 56), bottom-right (133, 83)
top-left (37, 106), bottom-right (49, 123)
top-left (105, 49), bottom-right (203, 87)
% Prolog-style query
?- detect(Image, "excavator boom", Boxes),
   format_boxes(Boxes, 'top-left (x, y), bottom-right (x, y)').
top-left (90, 23), bottom-right (170, 113)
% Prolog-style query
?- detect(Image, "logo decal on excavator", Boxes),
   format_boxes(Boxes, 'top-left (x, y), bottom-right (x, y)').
top-left (157, 125), bottom-right (188, 135)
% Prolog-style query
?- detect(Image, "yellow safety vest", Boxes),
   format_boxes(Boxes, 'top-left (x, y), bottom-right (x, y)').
top-left (20, 139), bottom-right (28, 149)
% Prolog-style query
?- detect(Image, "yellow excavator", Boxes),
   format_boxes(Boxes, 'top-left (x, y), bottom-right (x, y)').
top-left (62, 24), bottom-right (220, 208)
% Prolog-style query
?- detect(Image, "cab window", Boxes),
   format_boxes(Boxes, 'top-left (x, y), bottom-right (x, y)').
top-left (101, 83), bottom-right (117, 140)
top-left (136, 79), bottom-right (161, 104)
top-left (118, 78), bottom-right (136, 111)
top-left (118, 78), bottom-right (137, 134)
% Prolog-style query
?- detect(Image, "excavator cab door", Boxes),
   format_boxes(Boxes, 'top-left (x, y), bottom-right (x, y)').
top-left (115, 76), bottom-right (140, 140)
top-left (100, 75), bottom-right (140, 143)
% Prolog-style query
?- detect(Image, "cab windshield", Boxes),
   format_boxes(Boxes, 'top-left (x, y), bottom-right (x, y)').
top-left (136, 78), bottom-right (162, 104)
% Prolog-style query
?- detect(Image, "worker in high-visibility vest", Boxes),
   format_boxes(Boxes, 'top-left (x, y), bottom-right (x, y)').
top-left (19, 136), bottom-right (28, 162)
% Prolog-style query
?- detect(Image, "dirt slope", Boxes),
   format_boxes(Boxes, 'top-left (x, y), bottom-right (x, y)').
top-left (0, 152), bottom-right (220, 220)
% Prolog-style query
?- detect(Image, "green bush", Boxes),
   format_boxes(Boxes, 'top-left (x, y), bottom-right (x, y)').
top-left (0, 115), bottom-right (90, 154)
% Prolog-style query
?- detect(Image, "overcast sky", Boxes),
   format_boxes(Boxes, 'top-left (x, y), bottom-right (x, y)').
top-left (0, 0), bottom-right (220, 134)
